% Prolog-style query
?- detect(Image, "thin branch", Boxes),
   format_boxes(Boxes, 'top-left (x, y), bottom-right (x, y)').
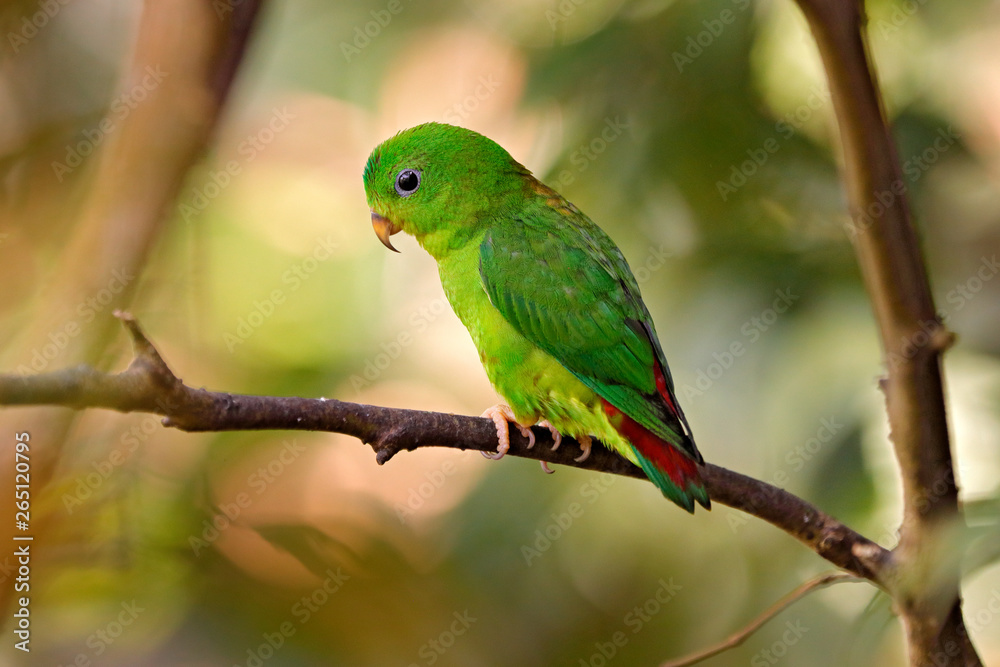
top-left (0, 312), bottom-right (891, 583)
top-left (790, 0), bottom-right (974, 664)
top-left (660, 572), bottom-right (863, 667)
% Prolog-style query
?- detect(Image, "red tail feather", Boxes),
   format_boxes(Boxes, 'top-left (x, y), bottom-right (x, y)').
top-left (601, 400), bottom-right (702, 492)
top-left (653, 359), bottom-right (680, 424)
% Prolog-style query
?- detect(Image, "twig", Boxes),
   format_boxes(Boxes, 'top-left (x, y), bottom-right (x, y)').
top-left (0, 312), bottom-right (890, 583)
top-left (661, 572), bottom-right (863, 667)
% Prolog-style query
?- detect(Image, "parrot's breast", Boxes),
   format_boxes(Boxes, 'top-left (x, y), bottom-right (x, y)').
top-left (435, 240), bottom-right (635, 462)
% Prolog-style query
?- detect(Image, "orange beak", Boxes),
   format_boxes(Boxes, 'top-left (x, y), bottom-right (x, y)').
top-left (371, 211), bottom-right (401, 252)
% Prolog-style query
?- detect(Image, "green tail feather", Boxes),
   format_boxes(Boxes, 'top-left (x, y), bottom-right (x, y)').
top-left (631, 447), bottom-right (710, 514)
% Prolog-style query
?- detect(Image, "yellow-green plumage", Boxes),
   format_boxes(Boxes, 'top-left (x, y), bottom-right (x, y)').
top-left (363, 122), bottom-right (709, 512)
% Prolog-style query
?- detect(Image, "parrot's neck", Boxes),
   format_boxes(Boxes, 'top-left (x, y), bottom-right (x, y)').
top-left (434, 237), bottom-right (488, 328)
top-left (414, 220), bottom-right (484, 262)
top-left (415, 229), bottom-right (460, 261)
top-left (416, 183), bottom-right (529, 261)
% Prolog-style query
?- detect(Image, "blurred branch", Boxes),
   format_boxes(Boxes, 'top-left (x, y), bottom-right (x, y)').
top-left (792, 0), bottom-right (975, 665)
top-left (0, 312), bottom-right (891, 583)
top-left (660, 572), bottom-right (863, 667)
top-left (0, 0), bottom-right (266, 621)
top-left (7, 0), bottom-right (266, 373)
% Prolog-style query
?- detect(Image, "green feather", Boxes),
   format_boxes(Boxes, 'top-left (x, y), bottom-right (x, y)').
top-left (478, 208), bottom-right (694, 457)
top-left (632, 448), bottom-right (695, 513)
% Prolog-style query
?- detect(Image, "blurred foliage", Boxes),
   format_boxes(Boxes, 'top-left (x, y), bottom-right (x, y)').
top-left (1, 0), bottom-right (999, 665)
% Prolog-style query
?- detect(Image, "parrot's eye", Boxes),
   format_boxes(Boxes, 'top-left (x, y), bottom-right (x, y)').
top-left (394, 169), bottom-right (421, 197)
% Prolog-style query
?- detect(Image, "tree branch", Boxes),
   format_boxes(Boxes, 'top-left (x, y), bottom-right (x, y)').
top-left (0, 312), bottom-right (890, 584)
top-left (0, 0), bottom-right (267, 622)
top-left (790, 0), bottom-right (975, 664)
top-left (661, 572), bottom-right (864, 667)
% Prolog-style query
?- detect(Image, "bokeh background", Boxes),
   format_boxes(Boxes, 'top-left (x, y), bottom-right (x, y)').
top-left (1, 0), bottom-right (999, 665)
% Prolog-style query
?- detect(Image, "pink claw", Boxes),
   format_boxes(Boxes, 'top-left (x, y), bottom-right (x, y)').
top-left (481, 404), bottom-right (534, 460)
top-left (538, 420), bottom-right (562, 451)
top-left (574, 435), bottom-right (593, 463)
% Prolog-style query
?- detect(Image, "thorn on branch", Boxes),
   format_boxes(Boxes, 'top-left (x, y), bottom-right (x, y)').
top-left (930, 327), bottom-right (956, 353)
top-left (115, 310), bottom-right (180, 389)
top-left (373, 427), bottom-right (407, 465)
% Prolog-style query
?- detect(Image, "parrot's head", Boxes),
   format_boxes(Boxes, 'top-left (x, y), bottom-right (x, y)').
top-left (363, 122), bottom-right (531, 259)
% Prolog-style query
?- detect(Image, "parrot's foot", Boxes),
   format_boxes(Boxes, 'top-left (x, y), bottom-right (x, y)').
top-left (536, 421), bottom-right (562, 474)
top-left (538, 420), bottom-right (562, 451)
top-left (574, 435), bottom-right (593, 463)
top-left (480, 404), bottom-right (534, 460)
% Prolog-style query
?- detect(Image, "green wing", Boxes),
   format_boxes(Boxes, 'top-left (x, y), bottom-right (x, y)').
top-left (478, 197), bottom-right (697, 459)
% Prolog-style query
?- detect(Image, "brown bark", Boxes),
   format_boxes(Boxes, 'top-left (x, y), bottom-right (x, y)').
top-left (0, 313), bottom-right (891, 584)
top-left (791, 0), bottom-right (976, 664)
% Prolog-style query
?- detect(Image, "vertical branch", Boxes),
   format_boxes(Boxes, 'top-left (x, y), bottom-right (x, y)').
top-left (790, 1), bottom-right (975, 665)
top-left (0, 0), bottom-right (265, 619)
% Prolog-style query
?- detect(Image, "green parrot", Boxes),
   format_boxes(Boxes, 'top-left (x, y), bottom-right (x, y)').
top-left (363, 122), bottom-right (709, 512)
